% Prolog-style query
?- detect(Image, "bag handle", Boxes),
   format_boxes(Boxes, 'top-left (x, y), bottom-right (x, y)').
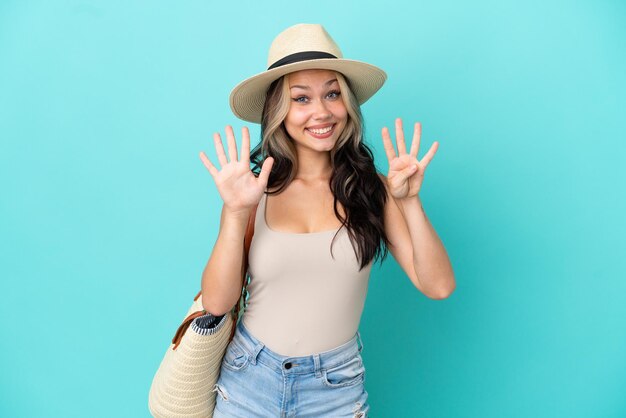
top-left (171, 202), bottom-right (259, 349)
top-left (230, 202), bottom-right (258, 341)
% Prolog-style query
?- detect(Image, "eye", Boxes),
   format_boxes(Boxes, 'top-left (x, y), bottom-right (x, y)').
top-left (327, 90), bottom-right (341, 99)
top-left (292, 96), bottom-right (309, 103)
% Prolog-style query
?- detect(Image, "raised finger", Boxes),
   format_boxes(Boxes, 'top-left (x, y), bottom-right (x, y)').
top-left (241, 126), bottom-right (250, 165)
top-left (199, 151), bottom-right (219, 177)
top-left (225, 125), bottom-right (238, 163)
top-left (409, 122), bottom-right (421, 160)
top-left (395, 118), bottom-right (408, 155)
top-left (420, 141), bottom-right (439, 167)
top-left (213, 132), bottom-right (228, 167)
top-left (381, 127), bottom-right (397, 162)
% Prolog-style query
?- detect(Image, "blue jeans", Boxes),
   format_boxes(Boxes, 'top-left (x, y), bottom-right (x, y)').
top-left (212, 318), bottom-right (369, 417)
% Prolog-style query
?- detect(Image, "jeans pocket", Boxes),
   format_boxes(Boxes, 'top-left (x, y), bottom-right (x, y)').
top-left (222, 341), bottom-right (250, 372)
top-left (322, 355), bottom-right (365, 388)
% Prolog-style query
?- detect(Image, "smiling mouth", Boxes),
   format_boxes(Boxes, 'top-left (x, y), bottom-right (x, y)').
top-left (305, 124), bottom-right (335, 136)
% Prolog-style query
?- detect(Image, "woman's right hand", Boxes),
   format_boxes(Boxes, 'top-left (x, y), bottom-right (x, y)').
top-left (199, 125), bottom-right (274, 213)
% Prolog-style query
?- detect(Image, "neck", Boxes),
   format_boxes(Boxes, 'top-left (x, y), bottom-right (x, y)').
top-left (293, 150), bottom-right (333, 182)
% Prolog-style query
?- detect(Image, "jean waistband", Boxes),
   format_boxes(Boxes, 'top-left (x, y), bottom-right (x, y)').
top-left (232, 318), bottom-right (364, 377)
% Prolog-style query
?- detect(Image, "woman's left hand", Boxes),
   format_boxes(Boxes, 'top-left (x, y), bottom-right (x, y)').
top-left (381, 118), bottom-right (439, 200)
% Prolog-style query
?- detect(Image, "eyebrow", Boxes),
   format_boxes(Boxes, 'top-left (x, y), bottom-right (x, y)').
top-left (289, 78), bottom-right (338, 90)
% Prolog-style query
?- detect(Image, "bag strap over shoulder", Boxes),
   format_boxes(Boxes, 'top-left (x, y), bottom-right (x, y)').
top-left (244, 202), bottom-right (257, 279)
top-left (230, 202), bottom-right (258, 341)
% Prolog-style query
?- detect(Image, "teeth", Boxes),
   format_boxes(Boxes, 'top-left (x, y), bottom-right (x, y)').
top-left (308, 125), bottom-right (333, 134)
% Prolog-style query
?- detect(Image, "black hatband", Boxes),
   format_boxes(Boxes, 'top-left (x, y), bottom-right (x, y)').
top-left (267, 51), bottom-right (337, 70)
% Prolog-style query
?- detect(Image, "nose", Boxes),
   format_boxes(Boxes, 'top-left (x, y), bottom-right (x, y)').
top-left (312, 98), bottom-right (332, 120)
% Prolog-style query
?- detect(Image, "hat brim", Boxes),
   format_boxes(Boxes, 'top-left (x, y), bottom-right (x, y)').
top-left (229, 58), bottom-right (387, 124)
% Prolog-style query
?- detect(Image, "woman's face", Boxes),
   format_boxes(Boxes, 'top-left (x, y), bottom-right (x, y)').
top-left (283, 69), bottom-right (348, 154)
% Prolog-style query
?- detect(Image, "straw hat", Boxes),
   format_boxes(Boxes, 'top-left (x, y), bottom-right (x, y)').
top-left (229, 23), bottom-right (387, 123)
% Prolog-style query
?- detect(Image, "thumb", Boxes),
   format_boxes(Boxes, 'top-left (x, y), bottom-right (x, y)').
top-left (257, 157), bottom-right (274, 187)
top-left (392, 164), bottom-right (418, 187)
top-left (401, 163), bottom-right (418, 178)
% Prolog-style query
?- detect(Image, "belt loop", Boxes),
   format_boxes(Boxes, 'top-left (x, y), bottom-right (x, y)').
top-left (249, 341), bottom-right (264, 365)
top-left (313, 354), bottom-right (322, 378)
top-left (356, 330), bottom-right (364, 353)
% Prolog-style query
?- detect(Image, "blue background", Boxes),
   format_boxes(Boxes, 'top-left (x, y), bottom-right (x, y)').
top-left (1, 0), bottom-right (625, 417)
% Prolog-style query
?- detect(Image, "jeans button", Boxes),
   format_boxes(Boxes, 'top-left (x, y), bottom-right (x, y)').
top-left (284, 362), bottom-right (292, 369)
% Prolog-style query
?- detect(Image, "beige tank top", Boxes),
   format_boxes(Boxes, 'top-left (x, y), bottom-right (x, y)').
top-left (242, 191), bottom-right (373, 356)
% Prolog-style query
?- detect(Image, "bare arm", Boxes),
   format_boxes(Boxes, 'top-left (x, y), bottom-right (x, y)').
top-left (380, 118), bottom-right (455, 298)
top-left (201, 205), bottom-right (251, 316)
top-left (198, 125), bottom-right (273, 316)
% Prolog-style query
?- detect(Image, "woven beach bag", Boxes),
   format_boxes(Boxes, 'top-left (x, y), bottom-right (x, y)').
top-left (148, 203), bottom-right (257, 418)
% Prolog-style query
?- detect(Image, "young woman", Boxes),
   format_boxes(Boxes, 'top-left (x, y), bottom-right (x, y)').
top-left (198, 23), bottom-right (455, 418)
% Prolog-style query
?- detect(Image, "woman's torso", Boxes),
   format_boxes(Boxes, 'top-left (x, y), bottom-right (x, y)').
top-left (242, 184), bottom-right (373, 356)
